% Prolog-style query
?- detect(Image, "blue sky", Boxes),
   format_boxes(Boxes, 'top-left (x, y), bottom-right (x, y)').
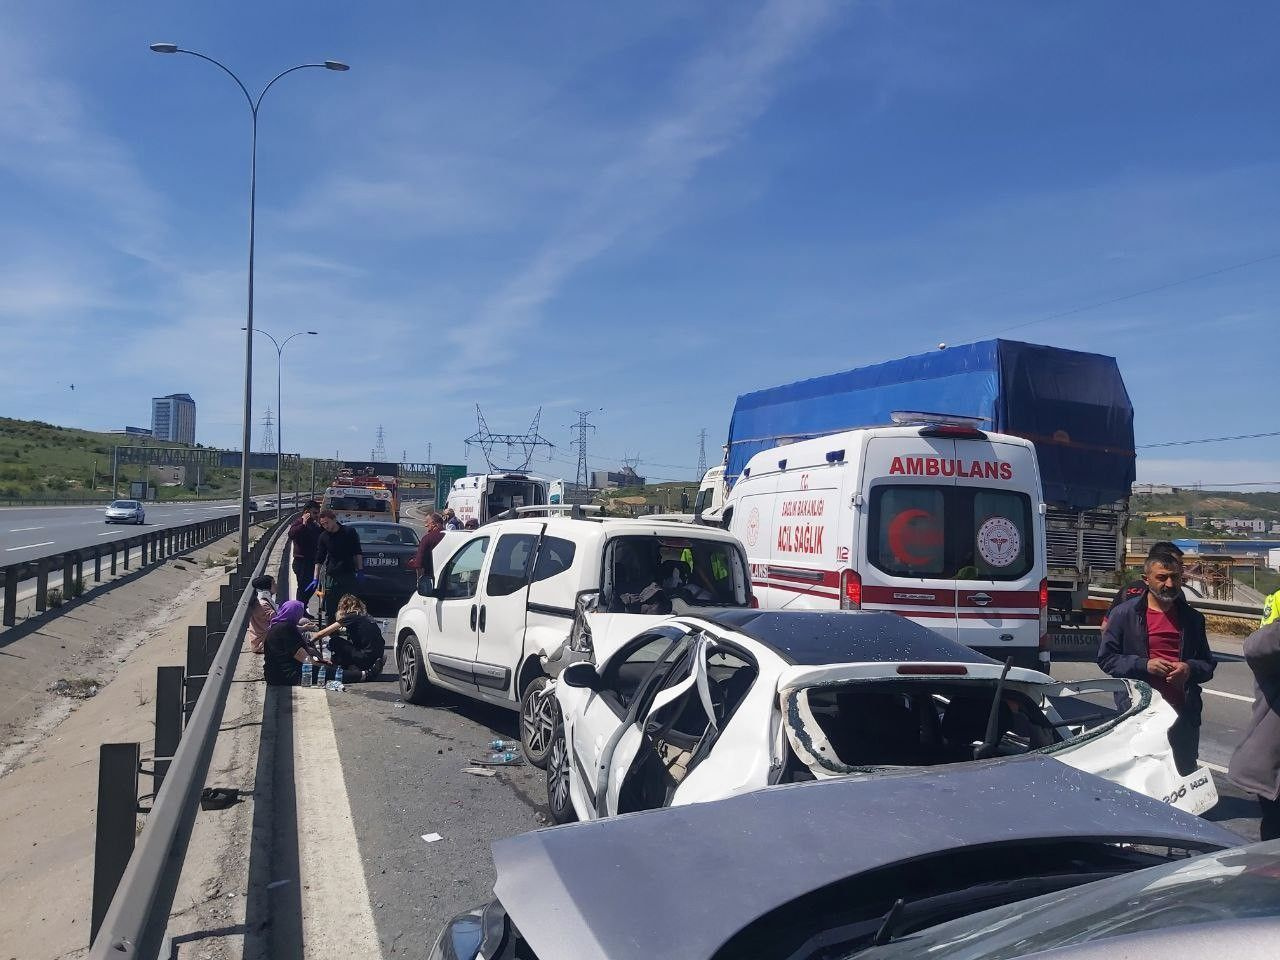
top-left (1, 1), bottom-right (1278, 487)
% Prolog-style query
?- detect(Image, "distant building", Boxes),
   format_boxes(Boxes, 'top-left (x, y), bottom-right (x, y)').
top-left (1132, 483), bottom-right (1175, 495)
top-left (151, 393), bottom-right (196, 444)
top-left (110, 425), bottom-right (153, 437)
top-left (1144, 514), bottom-right (1188, 527)
top-left (591, 469), bottom-right (646, 490)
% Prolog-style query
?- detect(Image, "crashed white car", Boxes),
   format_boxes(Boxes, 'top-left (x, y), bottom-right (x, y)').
top-left (546, 609), bottom-right (1217, 825)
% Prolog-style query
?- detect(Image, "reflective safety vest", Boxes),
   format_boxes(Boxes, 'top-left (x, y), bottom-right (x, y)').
top-left (1263, 588), bottom-right (1280, 627)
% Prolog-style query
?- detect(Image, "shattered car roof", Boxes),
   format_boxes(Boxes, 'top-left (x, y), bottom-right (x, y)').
top-left (699, 609), bottom-right (1000, 665)
top-left (491, 755), bottom-right (1241, 960)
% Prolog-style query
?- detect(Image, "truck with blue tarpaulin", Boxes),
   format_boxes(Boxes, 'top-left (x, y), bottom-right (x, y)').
top-left (696, 339), bottom-right (1136, 616)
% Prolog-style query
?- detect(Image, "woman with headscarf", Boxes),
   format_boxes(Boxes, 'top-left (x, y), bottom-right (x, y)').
top-left (264, 600), bottom-right (316, 686)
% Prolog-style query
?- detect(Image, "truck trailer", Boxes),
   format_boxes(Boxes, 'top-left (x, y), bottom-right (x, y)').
top-left (696, 339), bottom-right (1136, 619)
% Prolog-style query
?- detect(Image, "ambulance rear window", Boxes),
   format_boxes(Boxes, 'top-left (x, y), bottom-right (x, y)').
top-left (869, 485), bottom-right (1033, 581)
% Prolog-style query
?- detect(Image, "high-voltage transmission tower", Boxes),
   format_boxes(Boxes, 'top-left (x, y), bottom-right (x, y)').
top-left (373, 425), bottom-right (388, 462)
top-left (260, 408), bottom-right (275, 453)
top-left (569, 410), bottom-right (598, 490)
top-left (465, 406), bottom-right (554, 471)
top-left (696, 428), bottom-right (708, 479)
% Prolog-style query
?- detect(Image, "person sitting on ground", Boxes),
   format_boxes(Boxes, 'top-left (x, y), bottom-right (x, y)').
top-left (264, 600), bottom-right (317, 686)
top-left (308, 594), bottom-right (386, 682)
top-left (247, 574), bottom-right (278, 655)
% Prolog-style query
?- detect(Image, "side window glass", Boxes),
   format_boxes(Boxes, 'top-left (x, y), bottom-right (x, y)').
top-left (604, 633), bottom-right (685, 708)
top-left (486, 534), bottom-right (538, 597)
top-left (440, 537), bottom-right (490, 600)
top-left (531, 535), bottom-right (576, 583)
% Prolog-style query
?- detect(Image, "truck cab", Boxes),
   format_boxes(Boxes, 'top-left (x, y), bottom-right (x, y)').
top-left (393, 516), bottom-right (754, 765)
top-left (693, 465), bottom-right (727, 524)
top-left (446, 472), bottom-right (552, 526)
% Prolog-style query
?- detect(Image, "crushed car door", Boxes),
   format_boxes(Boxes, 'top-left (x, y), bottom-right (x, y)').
top-left (1039, 677), bottom-right (1219, 816)
top-left (606, 633), bottom-right (720, 816)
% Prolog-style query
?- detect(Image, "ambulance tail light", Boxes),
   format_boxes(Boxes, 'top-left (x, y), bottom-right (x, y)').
top-left (840, 569), bottom-right (862, 610)
top-left (1038, 577), bottom-right (1051, 668)
top-left (1039, 578), bottom-right (1049, 610)
top-left (919, 424), bottom-right (986, 440)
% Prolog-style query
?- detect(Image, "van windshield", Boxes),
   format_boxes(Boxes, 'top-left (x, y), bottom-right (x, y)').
top-left (867, 485), bottom-right (1033, 581)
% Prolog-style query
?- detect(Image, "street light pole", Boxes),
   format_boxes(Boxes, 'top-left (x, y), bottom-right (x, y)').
top-left (150, 43), bottom-right (348, 567)
top-left (246, 327), bottom-right (318, 520)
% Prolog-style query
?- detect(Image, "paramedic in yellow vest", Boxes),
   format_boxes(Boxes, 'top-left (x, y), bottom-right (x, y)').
top-left (1263, 587), bottom-right (1280, 627)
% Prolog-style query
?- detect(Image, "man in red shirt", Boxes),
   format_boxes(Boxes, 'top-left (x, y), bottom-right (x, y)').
top-left (409, 512), bottom-right (446, 584)
top-left (1098, 554), bottom-right (1216, 775)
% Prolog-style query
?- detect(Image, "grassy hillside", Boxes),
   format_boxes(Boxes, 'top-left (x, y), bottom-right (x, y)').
top-left (597, 481), bottom-right (700, 513)
top-left (1133, 490), bottom-right (1280, 519)
top-left (0, 417), bottom-right (319, 501)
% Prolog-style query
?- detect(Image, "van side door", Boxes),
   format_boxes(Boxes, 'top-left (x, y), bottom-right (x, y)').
top-left (761, 464), bottom-right (842, 609)
top-left (727, 473), bottom-right (779, 607)
top-left (474, 521), bottom-right (544, 700)
top-left (426, 535), bottom-right (491, 690)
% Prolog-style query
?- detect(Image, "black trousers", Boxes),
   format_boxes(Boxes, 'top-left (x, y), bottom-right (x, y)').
top-left (1167, 712), bottom-right (1201, 777)
top-left (1260, 794), bottom-right (1280, 842)
top-left (293, 557), bottom-right (316, 603)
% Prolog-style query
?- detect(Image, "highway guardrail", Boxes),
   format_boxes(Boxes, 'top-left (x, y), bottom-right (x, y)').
top-left (1086, 585), bottom-right (1263, 619)
top-left (86, 510), bottom-right (294, 956)
top-left (0, 508), bottom-right (278, 628)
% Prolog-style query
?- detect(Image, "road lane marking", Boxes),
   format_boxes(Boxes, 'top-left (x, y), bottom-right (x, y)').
top-left (4, 541), bottom-right (56, 552)
top-left (97, 531), bottom-right (123, 537)
top-left (294, 690), bottom-right (381, 957)
top-left (1203, 688), bottom-right (1255, 704)
top-left (7, 526), bottom-right (42, 532)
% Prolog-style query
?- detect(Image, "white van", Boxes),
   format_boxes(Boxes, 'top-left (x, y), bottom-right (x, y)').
top-left (447, 473), bottom-right (552, 526)
top-left (725, 417), bottom-right (1049, 668)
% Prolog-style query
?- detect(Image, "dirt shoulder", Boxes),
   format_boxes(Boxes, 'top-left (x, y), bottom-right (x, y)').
top-left (0, 529), bottom-right (252, 959)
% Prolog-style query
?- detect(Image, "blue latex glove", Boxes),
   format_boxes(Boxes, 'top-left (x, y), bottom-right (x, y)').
top-left (305, 579), bottom-right (319, 592)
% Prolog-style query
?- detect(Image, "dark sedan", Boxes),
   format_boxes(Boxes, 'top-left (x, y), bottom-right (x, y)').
top-left (428, 755), bottom-right (1242, 960)
top-left (348, 521), bottom-right (419, 609)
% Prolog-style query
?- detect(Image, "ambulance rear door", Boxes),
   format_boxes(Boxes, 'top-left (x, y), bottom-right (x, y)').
top-left (858, 433), bottom-right (960, 641)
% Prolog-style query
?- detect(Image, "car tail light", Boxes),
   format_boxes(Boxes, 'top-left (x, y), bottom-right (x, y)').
top-left (840, 569), bottom-right (862, 610)
top-left (897, 664), bottom-right (968, 675)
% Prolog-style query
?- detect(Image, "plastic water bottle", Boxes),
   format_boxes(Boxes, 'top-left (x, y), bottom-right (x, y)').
top-left (317, 664), bottom-right (327, 687)
top-left (487, 751), bottom-right (519, 764)
top-left (489, 739), bottom-right (513, 751)
top-left (301, 660), bottom-right (313, 687)
top-left (334, 666), bottom-right (344, 687)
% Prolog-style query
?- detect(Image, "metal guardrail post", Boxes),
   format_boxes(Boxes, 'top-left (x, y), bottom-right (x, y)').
top-left (153, 667), bottom-right (184, 795)
top-left (91, 742), bottom-right (141, 944)
top-left (206, 599), bottom-right (222, 633)
top-left (63, 555), bottom-right (75, 598)
top-left (94, 549), bottom-right (102, 583)
top-left (110, 544), bottom-right (117, 576)
top-left (185, 625), bottom-right (207, 679)
top-left (35, 562), bottom-right (48, 612)
top-left (123, 542), bottom-right (131, 571)
top-left (3, 575), bottom-right (15, 627)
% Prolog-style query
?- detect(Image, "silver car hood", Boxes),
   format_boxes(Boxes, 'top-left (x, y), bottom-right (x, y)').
top-left (492, 755), bottom-right (1241, 960)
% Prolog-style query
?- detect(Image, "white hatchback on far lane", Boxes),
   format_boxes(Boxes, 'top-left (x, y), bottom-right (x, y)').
top-left (104, 499), bottom-right (145, 524)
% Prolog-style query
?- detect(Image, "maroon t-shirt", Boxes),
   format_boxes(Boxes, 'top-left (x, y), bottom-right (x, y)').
top-left (1145, 604), bottom-right (1185, 709)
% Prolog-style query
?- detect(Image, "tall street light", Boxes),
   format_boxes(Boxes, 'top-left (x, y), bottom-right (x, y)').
top-left (244, 327), bottom-right (318, 519)
top-left (150, 42), bottom-right (348, 568)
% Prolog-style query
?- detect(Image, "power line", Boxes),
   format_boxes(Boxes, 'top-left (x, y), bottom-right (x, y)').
top-left (995, 250), bottom-right (1280, 335)
top-left (1139, 429), bottom-right (1280, 449)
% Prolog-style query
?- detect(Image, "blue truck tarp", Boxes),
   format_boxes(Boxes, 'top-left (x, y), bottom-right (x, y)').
top-left (724, 339), bottom-right (1135, 512)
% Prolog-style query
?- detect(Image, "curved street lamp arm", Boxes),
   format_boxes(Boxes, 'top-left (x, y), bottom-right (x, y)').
top-left (173, 48), bottom-right (254, 113)
top-left (255, 63), bottom-right (332, 112)
top-left (279, 330), bottom-right (312, 351)
top-left (253, 327), bottom-right (283, 353)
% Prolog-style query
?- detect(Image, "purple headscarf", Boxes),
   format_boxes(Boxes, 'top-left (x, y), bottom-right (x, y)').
top-left (269, 599), bottom-right (307, 627)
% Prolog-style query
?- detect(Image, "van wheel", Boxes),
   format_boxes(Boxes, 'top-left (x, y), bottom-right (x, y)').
top-left (520, 676), bottom-right (555, 768)
top-left (546, 717), bottom-right (576, 824)
top-left (398, 632), bottom-right (431, 705)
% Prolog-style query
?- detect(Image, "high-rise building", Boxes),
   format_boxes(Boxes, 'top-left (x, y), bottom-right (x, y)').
top-left (151, 393), bottom-right (197, 444)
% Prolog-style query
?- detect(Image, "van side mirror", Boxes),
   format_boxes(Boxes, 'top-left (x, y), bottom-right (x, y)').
top-left (416, 576), bottom-right (435, 598)
top-left (560, 662), bottom-right (601, 691)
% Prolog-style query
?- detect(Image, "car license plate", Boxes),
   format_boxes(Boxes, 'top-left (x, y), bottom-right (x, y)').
top-left (366, 557), bottom-right (400, 567)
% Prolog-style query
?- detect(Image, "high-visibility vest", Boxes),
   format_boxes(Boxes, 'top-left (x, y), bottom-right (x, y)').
top-left (1263, 588), bottom-right (1280, 627)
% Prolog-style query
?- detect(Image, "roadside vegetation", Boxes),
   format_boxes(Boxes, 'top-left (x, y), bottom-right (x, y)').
top-left (0, 416), bottom-right (320, 502)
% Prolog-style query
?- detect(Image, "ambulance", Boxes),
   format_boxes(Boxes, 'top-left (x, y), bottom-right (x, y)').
top-left (724, 413), bottom-right (1049, 668)
top-left (446, 472), bottom-right (552, 526)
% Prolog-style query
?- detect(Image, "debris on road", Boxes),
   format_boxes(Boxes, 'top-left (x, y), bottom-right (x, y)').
top-left (47, 677), bottom-right (99, 699)
top-left (421, 832), bottom-right (444, 843)
top-left (462, 767), bottom-right (497, 778)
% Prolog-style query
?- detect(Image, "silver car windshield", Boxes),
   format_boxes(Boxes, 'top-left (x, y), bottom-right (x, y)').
top-left (852, 842), bottom-right (1280, 960)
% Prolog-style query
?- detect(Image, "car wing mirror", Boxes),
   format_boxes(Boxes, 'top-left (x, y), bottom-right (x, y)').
top-left (416, 576), bottom-right (435, 598)
top-left (560, 662), bottom-right (601, 691)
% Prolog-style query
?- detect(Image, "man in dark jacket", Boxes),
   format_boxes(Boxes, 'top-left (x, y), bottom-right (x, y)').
top-left (408, 512), bottom-right (445, 583)
top-left (288, 501), bottom-right (323, 603)
top-left (1097, 553), bottom-right (1215, 775)
top-left (1102, 541), bottom-right (1184, 630)
top-left (313, 508), bottom-right (363, 626)
top-left (1228, 619), bottom-right (1280, 840)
